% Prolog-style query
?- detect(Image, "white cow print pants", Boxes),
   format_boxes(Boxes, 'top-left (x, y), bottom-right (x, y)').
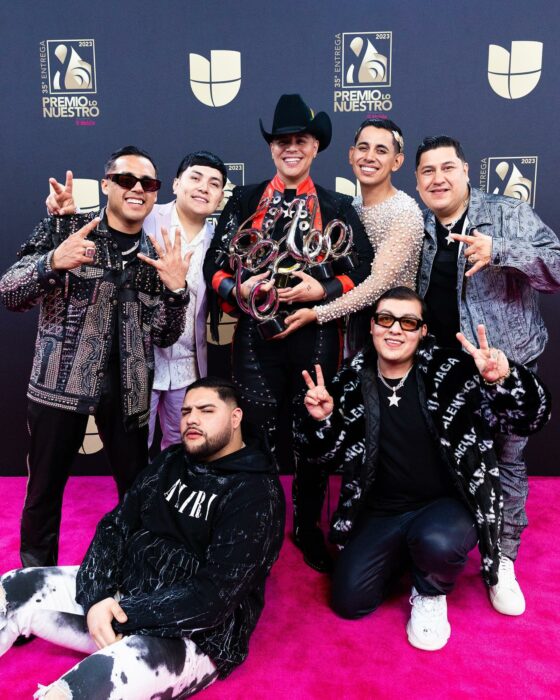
top-left (0, 566), bottom-right (218, 699)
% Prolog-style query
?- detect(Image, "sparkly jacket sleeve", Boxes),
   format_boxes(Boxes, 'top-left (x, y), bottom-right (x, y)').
top-left (315, 198), bottom-right (424, 323)
top-left (0, 217), bottom-right (73, 311)
top-left (294, 363), bottom-right (359, 470)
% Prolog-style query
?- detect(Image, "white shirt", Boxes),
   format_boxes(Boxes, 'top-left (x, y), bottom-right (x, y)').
top-left (152, 205), bottom-right (206, 391)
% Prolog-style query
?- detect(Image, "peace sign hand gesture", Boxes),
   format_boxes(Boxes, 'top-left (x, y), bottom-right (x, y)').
top-left (302, 364), bottom-right (334, 421)
top-left (456, 324), bottom-right (510, 384)
top-left (46, 170), bottom-right (77, 216)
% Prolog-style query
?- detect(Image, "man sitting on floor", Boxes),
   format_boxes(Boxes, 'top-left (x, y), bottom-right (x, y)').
top-left (297, 287), bottom-right (550, 650)
top-left (0, 377), bottom-right (285, 699)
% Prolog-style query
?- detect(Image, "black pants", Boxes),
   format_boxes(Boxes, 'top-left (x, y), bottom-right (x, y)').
top-left (331, 498), bottom-right (478, 619)
top-left (232, 314), bottom-right (342, 533)
top-left (22, 372), bottom-right (148, 567)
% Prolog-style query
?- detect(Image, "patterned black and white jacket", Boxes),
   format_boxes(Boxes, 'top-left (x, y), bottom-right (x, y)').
top-left (295, 339), bottom-right (551, 585)
top-left (0, 211), bottom-right (188, 429)
top-left (76, 441), bottom-right (285, 678)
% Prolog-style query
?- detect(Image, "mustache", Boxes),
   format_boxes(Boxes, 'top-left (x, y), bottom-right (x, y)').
top-left (182, 427), bottom-right (204, 438)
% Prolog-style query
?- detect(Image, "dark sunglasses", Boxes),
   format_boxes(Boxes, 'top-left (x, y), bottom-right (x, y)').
top-left (373, 311), bottom-right (424, 332)
top-left (105, 172), bottom-right (161, 192)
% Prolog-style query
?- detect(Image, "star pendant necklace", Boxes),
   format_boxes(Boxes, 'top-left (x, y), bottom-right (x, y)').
top-left (377, 362), bottom-right (413, 407)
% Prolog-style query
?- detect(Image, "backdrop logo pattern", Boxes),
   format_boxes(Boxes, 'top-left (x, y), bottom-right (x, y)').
top-left (189, 50), bottom-right (241, 107)
top-left (40, 39), bottom-right (100, 122)
top-left (334, 32), bottom-right (393, 113)
top-left (207, 163), bottom-right (245, 227)
top-left (487, 41), bottom-right (543, 99)
top-left (335, 177), bottom-right (361, 198)
top-left (206, 163), bottom-right (244, 345)
top-left (480, 157), bottom-right (537, 207)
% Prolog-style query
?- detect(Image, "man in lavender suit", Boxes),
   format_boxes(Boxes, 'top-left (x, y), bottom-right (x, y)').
top-left (144, 152), bottom-right (227, 449)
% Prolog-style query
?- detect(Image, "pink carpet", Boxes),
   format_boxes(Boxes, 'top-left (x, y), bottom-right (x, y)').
top-left (1, 476), bottom-right (559, 699)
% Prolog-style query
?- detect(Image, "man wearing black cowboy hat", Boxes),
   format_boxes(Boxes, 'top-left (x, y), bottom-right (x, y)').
top-left (204, 94), bottom-right (373, 572)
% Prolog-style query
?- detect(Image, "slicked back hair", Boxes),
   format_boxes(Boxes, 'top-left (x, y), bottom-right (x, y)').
top-left (415, 135), bottom-right (466, 169)
top-left (353, 117), bottom-right (404, 152)
top-left (104, 145), bottom-right (158, 175)
top-left (185, 376), bottom-right (240, 407)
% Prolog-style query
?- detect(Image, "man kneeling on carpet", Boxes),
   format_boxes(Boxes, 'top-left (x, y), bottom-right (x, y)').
top-left (297, 286), bottom-right (550, 650)
top-left (0, 377), bottom-right (285, 698)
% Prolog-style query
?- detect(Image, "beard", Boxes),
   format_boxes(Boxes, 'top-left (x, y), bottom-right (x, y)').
top-left (182, 424), bottom-right (232, 460)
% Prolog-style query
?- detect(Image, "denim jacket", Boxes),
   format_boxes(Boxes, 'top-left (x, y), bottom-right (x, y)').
top-left (0, 210), bottom-right (188, 429)
top-left (417, 188), bottom-right (560, 364)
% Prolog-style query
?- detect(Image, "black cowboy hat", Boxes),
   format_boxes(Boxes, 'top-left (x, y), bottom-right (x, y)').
top-left (259, 94), bottom-right (332, 152)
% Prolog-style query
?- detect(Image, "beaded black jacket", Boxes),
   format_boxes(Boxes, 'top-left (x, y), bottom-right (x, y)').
top-left (0, 211), bottom-right (188, 429)
top-left (295, 338), bottom-right (551, 585)
top-left (76, 442), bottom-right (285, 678)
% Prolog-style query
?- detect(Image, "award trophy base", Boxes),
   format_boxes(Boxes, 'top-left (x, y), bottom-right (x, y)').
top-left (258, 311), bottom-right (289, 340)
top-left (308, 262), bottom-right (334, 281)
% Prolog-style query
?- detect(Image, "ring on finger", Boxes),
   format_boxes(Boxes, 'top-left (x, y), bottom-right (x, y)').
top-left (468, 254), bottom-right (477, 264)
top-left (85, 247), bottom-right (95, 258)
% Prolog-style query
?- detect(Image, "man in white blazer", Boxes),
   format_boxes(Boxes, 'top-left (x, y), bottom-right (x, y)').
top-left (143, 152), bottom-right (227, 449)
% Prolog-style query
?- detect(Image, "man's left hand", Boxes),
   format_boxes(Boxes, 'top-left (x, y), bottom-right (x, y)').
top-left (277, 271), bottom-right (325, 303)
top-left (456, 324), bottom-right (510, 383)
top-left (450, 229), bottom-right (492, 277)
top-left (137, 227), bottom-right (192, 292)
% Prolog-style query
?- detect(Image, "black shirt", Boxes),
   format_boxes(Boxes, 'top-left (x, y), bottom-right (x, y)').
top-left (106, 222), bottom-right (142, 364)
top-left (366, 370), bottom-right (453, 515)
top-left (424, 210), bottom-right (467, 349)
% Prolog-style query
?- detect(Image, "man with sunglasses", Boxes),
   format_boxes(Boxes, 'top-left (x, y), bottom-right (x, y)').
top-left (297, 286), bottom-right (550, 650)
top-left (0, 145), bottom-right (191, 568)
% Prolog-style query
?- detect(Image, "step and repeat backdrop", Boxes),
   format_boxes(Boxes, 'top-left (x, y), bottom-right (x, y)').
top-left (0, 0), bottom-right (559, 475)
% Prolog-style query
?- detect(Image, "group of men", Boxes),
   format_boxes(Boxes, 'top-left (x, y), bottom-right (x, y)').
top-left (0, 93), bottom-right (558, 697)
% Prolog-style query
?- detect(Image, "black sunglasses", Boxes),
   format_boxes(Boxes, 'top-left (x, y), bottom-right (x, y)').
top-left (373, 311), bottom-right (424, 332)
top-left (105, 172), bottom-right (161, 192)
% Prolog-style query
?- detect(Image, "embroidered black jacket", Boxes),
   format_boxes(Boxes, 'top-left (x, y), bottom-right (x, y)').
top-left (295, 339), bottom-right (551, 585)
top-left (0, 211), bottom-right (188, 428)
top-left (76, 442), bottom-right (285, 678)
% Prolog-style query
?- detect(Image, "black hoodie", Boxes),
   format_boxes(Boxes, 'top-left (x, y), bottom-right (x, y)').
top-left (76, 442), bottom-right (285, 677)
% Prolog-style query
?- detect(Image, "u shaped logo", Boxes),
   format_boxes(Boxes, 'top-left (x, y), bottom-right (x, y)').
top-left (487, 41), bottom-right (543, 99)
top-left (189, 50), bottom-right (241, 107)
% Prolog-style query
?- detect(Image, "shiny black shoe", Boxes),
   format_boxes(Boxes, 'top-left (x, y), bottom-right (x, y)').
top-left (13, 634), bottom-right (36, 646)
top-left (294, 527), bottom-right (334, 574)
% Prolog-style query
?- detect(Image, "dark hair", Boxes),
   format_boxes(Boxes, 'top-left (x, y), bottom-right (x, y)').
top-left (372, 286), bottom-right (428, 323)
top-left (415, 135), bottom-right (466, 169)
top-left (185, 376), bottom-right (240, 406)
top-left (104, 145), bottom-right (158, 175)
top-left (175, 150), bottom-right (227, 186)
top-left (353, 117), bottom-right (404, 152)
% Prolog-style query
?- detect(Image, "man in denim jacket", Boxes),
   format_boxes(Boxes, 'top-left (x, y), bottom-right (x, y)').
top-left (415, 135), bottom-right (560, 616)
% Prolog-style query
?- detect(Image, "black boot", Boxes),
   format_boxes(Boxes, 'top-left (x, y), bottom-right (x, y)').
top-left (294, 526), bottom-right (333, 573)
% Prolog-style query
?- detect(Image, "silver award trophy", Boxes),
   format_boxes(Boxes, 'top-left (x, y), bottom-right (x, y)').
top-left (229, 194), bottom-right (353, 339)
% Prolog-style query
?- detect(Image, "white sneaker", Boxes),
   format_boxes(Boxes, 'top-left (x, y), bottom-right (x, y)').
top-left (406, 587), bottom-right (451, 651)
top-left (489, 556), bottom-right (526, 616)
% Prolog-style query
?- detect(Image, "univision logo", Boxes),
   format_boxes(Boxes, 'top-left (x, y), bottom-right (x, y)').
top-left (189, 50), bottom-right (241, 107)
top-left (335, 177), bottom-right (361, 198)
top-left (487, 41), bottom-right (543, 99)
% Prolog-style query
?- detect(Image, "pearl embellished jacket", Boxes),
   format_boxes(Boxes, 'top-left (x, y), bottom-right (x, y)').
top-left (315, 190), bottom-right (424, 323)
top-left (0, 211), bottom-right (188, 429)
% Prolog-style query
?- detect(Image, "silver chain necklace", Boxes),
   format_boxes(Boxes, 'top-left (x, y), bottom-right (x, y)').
top-left (442, 197), bottom-right (469, 245)
top-left (377, 363), bottom-right (413, 407)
